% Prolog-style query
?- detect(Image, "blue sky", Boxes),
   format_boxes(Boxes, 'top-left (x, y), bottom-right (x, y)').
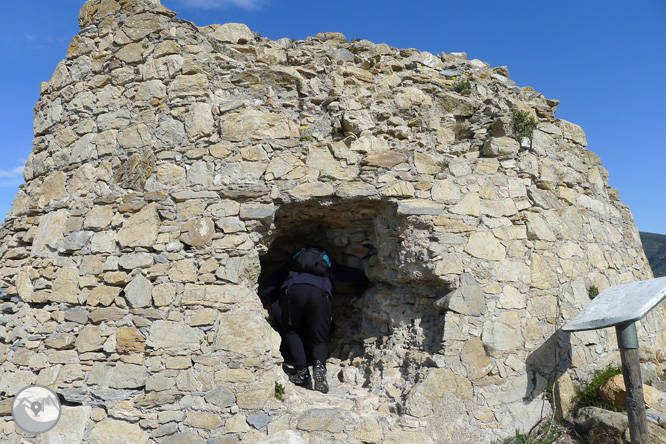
top-left (1, 1), bottom-right (665, 234)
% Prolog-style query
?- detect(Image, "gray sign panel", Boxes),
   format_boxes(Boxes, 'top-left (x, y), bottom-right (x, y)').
top-left (563, 276), bottom-right (666, 332)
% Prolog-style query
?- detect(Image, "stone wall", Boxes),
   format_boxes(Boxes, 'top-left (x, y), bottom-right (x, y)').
top-left (0, 0), bottom-right (664, 442)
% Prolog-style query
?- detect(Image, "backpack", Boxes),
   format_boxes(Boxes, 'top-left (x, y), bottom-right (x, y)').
top-left (291, 247), bottom-right (331, 277)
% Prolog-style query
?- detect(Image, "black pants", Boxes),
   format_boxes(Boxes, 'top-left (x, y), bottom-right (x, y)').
top-left (281, 283), bottom-right (331, 369)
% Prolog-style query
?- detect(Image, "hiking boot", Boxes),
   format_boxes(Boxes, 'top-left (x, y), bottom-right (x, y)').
top-left (313, 360), bottom-right (329, 393)
top-left (289, 367), bottom-right (311, 389)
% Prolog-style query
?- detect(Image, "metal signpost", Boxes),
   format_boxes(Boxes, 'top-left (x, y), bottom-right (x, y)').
top-left (563, 276), bottom-right (666, 444)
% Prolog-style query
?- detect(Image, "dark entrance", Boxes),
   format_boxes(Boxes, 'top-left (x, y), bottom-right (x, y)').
top-left (258, 199), bottom-right (385, 363)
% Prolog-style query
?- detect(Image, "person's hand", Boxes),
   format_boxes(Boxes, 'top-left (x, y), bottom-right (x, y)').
top-left (348, 296), bottom-right (359, 306)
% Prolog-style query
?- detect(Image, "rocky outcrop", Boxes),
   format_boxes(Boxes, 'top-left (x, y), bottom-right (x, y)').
top-left (599, 374), bottom-right (661, 411)
top-left (0, 0), bottom-right (664, 442)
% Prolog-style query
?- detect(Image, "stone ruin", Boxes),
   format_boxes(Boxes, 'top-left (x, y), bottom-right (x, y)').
top-left (1, 0), bottom-right (665, 442)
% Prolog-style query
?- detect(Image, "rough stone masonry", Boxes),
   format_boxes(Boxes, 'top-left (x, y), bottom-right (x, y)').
top-left (0, 0), bottom-right (665, 442)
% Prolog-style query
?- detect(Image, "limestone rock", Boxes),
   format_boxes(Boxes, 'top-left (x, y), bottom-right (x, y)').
top-left (256, 430), bottom-right (307, 444)
top-left (461, 337), bottom-right (493, 379)
top-left (437, 92), bottom-right (477, 117)
top-left (109, 363), bottom-right (148, 389)
top-left (43, 406), bottom-right (91, 443)
top-left (52, 268), bottom-right (81, 304)
top-left (117, 203), bottom-right (160, 248)
top-left (45, 332), bottom-right (76, 350)
top-left (40, 172), bottom-right (67, 205)
top-left (180, 217), bottom-right (215, 247)
top-left (32, 210), bottom-right (68, 256)
top-left (116, 327), bottom-right (145, 353)
top-left (482, 312), bottom-right (524, 352)
top-left (599, 374), bottom-right (661, 410)
top-left (169, 73), bottom-right (209, 98)
top-left (247, 413), bottom-right (271, 429)
top-left (397, 199), bottom-right (445, 216)
top-left (286, 182), bottom-right (335, 200)
top-left (482, 136), bottom-right (520, 157)
top-left (185, 102), bottom-right (215, 140)
top-left (530, 255), bottom-right (558, 290)
top-left (84, 206), bottom-right (113, 230)
top-left (297, 409), bottom-right (345, 433)
top-left (557, 119), bottom-right (587, 146)
top-left (354, 418), bottom-right (383, 443)
top-left (465, 231), bottom-right (505, 261)
top-left (153, 283), bottom-right (176, 306)
top-left (214, 310), bottom-right (278, 357)
top-left (147, 320), bottom-right (203, 351)
top-left (87, 286), bottom-right (121, 307)
top-left (435, 273), bottom-right (485, 315)
top-left (364, 150), bottom-right (407, 168)
top-left (205, 387), bottom-right (236, 408)
top-left (124, 274), bottom-right (153, 308)
top-left (414, 152), bottom-right (441, 174)
top-left (450, 192), bottom-right (480, 216)
top-left (88, 418), bottom-right (149, 444)
top-left (118, 252), bottom-right (154, 269)
top-left (405, 368), bottom-right (473, 417)
top-left (554, 373), bottom-right (576, 419)
top-left (220, 110), bottom-right (298, 141)
top-left (146, 373), bottom-right (175, 392)
top-left (75, 325), bottom-right (102, 353)
top-left (382, 181), bottom-right (415, 198)
top-left (162, 432), bottom-right (206, 444)
top-left (185, 412), bottom-right (224, 429)
top-left (187, 160), bottom-right (213, 188)
top-left (209, 23), bottom-right (255, 44)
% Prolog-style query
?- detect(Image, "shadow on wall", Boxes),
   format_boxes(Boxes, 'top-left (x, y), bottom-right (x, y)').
top-left (524, 329), bottom-right (572, 401)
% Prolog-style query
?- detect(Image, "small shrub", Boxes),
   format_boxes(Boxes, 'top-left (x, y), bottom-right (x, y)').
top-left (405, 61), bottom-right (418, 70)
top-left (350, 37), bottom-right (361, 43)
top-left (274, 381), bottom-right (285, 401)
top-left (453, 80), bottom-right (471, 93)
top-left (299, 125), bottom-right (314, 142)
top-left (501, 419), bottom-right (562, 444)
top-left (575, 365), bottom-right (622, 411)
top-left (587, 425), bottom-right (624, 444)
top-left (512, 110), bottom-right (538, 142)
top-left (588, 285), bottom-right (599, 299)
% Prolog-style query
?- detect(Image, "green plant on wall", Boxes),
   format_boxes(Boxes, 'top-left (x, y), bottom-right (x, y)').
top-left (588, 285), bottom-right (600, 299)
top-left (453, 80), bottom-right (471, 93)
top-left (299, 125), bottom-right (314, 142)
top-left (512, 110), bottom-right (537, 142)
top-left (274, 381), bottom-right (285, 401)
top-left (575, 364), bottom-right (622, 411)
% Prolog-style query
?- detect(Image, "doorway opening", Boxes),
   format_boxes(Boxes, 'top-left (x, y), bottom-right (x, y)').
top-left (257, 197), bottom-right (449, 395)
top-left (258, 198), bottom-right (385, 363)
